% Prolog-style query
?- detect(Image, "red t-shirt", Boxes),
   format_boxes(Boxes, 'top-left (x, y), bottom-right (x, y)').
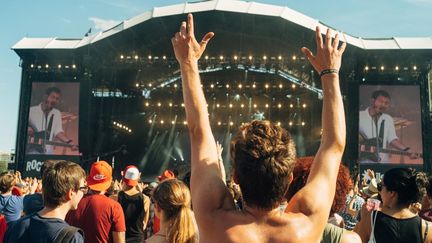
top-left (66, 194), bottom-right (126, 243)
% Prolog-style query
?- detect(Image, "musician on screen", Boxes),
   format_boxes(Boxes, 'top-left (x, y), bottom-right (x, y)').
top-left (27, 87), bottom-right (78, 154)
top-left (359, 90), bottom-right (418, 163)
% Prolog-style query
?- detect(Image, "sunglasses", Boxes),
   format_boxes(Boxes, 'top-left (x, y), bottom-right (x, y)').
top-left (377, 182), bottom-right (384, 192)
top-left (78, 185), bottom-right (89, 193)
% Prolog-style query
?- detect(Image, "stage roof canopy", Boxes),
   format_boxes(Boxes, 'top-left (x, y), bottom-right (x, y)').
top-left (12, 0), bottom-right (432, 55)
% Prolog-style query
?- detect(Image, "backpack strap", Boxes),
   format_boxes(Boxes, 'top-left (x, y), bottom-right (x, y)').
top-left (54, 226), bottom-right (83, 243)
top-left (423, 219), bottom-right (429, 243)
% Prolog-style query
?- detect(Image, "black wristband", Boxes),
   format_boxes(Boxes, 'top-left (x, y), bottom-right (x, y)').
top-left (320, 69), bottom-right (339, 77)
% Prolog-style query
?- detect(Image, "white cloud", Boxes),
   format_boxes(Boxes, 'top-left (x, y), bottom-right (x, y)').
top-left (89, 17), bottom-right (120, 31)
top-left (60, 17), bottom-right (72, 24)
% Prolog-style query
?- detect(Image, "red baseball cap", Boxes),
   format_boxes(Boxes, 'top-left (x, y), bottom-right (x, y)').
top-left (158, 170), bottom-right (175, 182)
top-left (122, 165), bottom-right (140, 187)
top-left (87, 160), bottom-right (112, 192)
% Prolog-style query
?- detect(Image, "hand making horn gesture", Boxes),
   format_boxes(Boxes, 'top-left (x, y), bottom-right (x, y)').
top-left (171, 13), bottom-right (214, 64)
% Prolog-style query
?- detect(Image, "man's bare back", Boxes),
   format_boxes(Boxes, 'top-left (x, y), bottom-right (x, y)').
top-left (171, 13), bottom-right (346, 242)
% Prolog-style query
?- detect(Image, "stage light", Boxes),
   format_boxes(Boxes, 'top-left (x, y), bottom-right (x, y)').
top-left (205, 55), bottom-right (209, 60)
top-left (265, 84), bottom-right (269, 89)
top-left (265, 104), bottom-right (269, 108)
top-left (292, 55), bottom-right (297, 61)
top-left (380, 65), bottom-right (385, 71)
top-left (145, 102), bottom-right (149, 107)
top-left (290, 104), bottom-right (294, 108)
top-left (72, 64), bottom-right (76, 69)
top-left (395, 66), bottom-right (399, 71)
top-left (365, 66), bottom-right (369, 71)
top-left (302, 104), bottom-right (307, 108)
top-left (277, 122), bottom-right (281, 126)
top-left (263, 55), bottom-right (267, 60)
top-left (181, 103), bottom-right (184, 107)
top-left (278, 56), bottom-right (282, 60)
top-left (183, 121), bottom-right (187, 125)
top-left (219, 55), bottom-right (224, 60)
top-left (169, 103), bottom-right (173, 107)
top-left (238, 84), bottom-right (242, 89)
top-left (241, 104), bottom-right (244, 108)
top-left (148, 55), bottom-right (152, 60)
top-left (413, 65), bottom-right (417, 70)
top-left (171, 121), bottom-right (175, 124)
top-left (226, 84), bottom-right (230, 88)
top-left (58, 64), bottom-right (62, 69)
top-left (229, 122), bottom-right (234, 126)
top-left (161, 120), bottom-right (164, 124)
top-left (253, 104), bottom-right (257, 108)
top-left (120, 55), bottom-right (124, 59)
top-left (252, 84), bottom-right (256, 88)
top-left (135, 83), bottom-right (139, 87)
top-left (216, 104), bottom-right (220, 108)
top-left (134, 55), bottom-right (139, 60)
top-left (291, 84), bottom-right (296, 89)
top-left (163, 55), bottom-right (166, 60)
top-left (218, 121), bottom-right (221, 126)
top-left (277, 104), bottom-right (282, 108)
top-left (210, 84), bottom-right (214, 88)
top-left (301, 122), bottom-right (305, 126)
top-left (113, 122), bottom-right (116, 125)
top-left (229, 104), bottom-right (233, 108)
top-left (248, 55), bottom-right (252, 60)
top-left (289, 121), bottom-right (293, 126)
top-left (234, 55), bottom-right (238, 60)
top-left (174, 84), bottom-right (178, 88)
top-left (45, 64), bottom-right (49, 68)
top-left (161, 84), bottom-right (165, 88)
top-left (128, 129), bottom-right (132, 133)
top-left (279, 84), bottom-right (283, 89)
top-left (149, 83), bottom-right (152, 87)
top-left (157, 102), bottom-right (161, 107)
top-left (30, 64), bottom-right (34, 68)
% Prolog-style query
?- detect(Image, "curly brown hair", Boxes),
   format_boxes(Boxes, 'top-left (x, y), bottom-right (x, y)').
top-left (230, 120), bottom-right (296, 210)
top-left (285, 156), bottom-right (352, 215)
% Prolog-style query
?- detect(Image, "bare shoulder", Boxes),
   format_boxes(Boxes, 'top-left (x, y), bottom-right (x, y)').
top-left (201, 209), bottom-right (318, 243)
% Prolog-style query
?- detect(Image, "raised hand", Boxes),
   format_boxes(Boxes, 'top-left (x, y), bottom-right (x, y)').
top-left (302, 26), bottom-right (346, 75)
top-left (171, 13), bottom-right (214, 64)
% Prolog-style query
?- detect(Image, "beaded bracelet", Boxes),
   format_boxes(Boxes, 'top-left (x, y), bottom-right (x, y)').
top-left (320, 69), bottom-right (338, 77)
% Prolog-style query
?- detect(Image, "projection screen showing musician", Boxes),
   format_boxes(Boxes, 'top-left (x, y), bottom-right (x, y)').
top-left (358, 85), bottom-right (423, 165)
top-left (26, 83), bottom-right (79, 156)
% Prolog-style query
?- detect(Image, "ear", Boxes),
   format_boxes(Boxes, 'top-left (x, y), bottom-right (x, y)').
top-left (288, 172), bottom-right (293, 185)
top-left (66, 189), bottom-right (74, 200)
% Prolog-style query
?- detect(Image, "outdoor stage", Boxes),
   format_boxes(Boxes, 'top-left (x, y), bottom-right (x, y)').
top-left (12, 0), bottom-right (432, 179)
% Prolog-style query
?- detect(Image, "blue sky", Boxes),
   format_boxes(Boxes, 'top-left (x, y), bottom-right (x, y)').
top-left (0, 0), bottom-right (431, 152)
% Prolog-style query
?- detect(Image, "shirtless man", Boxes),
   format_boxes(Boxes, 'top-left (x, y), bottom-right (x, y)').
top-left (172, 14), bottom-right (346, 242)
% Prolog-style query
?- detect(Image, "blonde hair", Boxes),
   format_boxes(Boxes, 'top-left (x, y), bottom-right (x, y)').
top-left (152, 179), bottom-right (197, 243)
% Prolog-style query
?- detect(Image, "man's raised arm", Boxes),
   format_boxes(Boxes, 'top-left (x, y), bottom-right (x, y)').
top-left (171, 13), bottom-right (233, 227)
top-left (286, 26), bottom-right (346, 234)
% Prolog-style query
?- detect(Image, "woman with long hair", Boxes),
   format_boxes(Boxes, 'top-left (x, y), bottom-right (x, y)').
top-left (146, 179), bottom-right (197, 243)
top-left (354, 167), bottom-right (432, 243)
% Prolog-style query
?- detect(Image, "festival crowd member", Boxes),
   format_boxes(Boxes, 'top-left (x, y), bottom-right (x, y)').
top-left (354, 167), bottom-right (432, 243)
top-left (146, 179), bottom-right (197, 243)
top-left (172, 13), bottom-right (346, 242)
top-left (339, 175), bottom-right (365, 231)
top-left (285, 157), bottom-right (361, 243)
top-left (66, 160), bottom-right (126, 243)
top-left (420, 175), bottom-right (432, 222)
top-left (118, 165), bottom-right (150, 243)
top-left (4, 160), bottom-right (86, 243)
top-left (0, 171), bottom-right (37, 223)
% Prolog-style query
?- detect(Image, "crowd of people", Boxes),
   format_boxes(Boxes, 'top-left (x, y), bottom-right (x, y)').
top-left (0, 14), bottom-right (430, 243)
